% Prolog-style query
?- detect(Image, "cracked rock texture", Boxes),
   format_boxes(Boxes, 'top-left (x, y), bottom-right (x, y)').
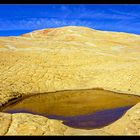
top-left (0, 26), bottom-right (140, 135)
top-left (0, 113), bottom-right (12, 135)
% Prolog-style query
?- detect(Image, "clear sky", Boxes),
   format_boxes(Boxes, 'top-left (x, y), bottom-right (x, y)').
top-left (0, 4), bottom-right (140, 36)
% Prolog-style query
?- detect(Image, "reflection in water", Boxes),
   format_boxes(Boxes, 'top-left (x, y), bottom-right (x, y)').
top-left (62, 106), bottom-right (132, 129)
top-left (2, 89), bottom-right (140, 129)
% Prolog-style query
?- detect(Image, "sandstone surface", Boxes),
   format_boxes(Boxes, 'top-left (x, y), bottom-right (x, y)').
top-left (0, 26), bottom-right (140, 135)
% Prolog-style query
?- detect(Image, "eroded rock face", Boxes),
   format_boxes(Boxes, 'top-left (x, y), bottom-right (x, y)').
top-left (0, 113), bottom-right (12, 135)
top-left (0, 26), bottom-right (140, 135)
top-left (5, 113), bottom-right (68, 136)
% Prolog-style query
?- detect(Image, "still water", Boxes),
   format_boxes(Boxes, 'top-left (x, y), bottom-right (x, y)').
top-left (2, 89), bottom-right (140, 129)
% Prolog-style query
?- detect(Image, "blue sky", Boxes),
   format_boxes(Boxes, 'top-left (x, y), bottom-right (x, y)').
top-left (0, 4), bottom-right (140, 36)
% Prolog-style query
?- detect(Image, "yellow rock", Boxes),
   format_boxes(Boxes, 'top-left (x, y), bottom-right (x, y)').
top-left (0, 113), bottom-right (12, 135)
top-left (0, 26), bottom-right (140, 135)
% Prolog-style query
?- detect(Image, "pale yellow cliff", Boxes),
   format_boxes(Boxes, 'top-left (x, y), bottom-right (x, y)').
top-left (0, 26), bottom-right (140, 135)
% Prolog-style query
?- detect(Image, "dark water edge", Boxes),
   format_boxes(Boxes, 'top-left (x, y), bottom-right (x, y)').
top-left (62, 106), bottom-right (132, 129)
top-left (4, 105), bottom-right (133, 130)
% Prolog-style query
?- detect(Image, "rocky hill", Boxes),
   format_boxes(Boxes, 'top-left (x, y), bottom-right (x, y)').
top-left (0, 26), bottom-right (140, 135)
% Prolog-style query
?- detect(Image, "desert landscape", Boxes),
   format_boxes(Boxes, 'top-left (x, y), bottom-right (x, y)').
top-left (0, 26), bottom-right (140, 135)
